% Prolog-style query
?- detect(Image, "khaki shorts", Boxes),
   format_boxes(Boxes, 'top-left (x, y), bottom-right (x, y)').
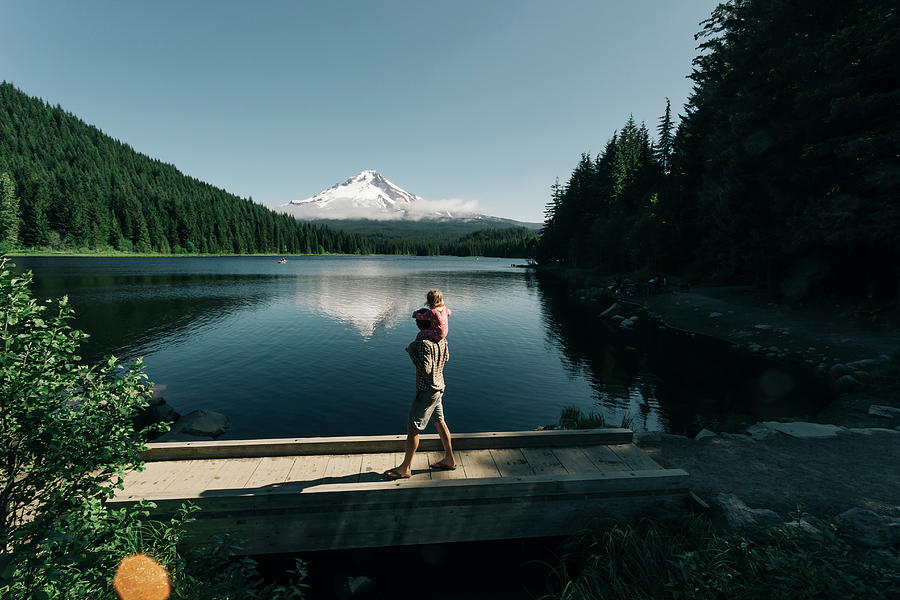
top-left (407, 389), bottom-right (444, 431)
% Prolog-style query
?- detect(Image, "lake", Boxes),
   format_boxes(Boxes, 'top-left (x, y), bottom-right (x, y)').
top-left (12, 256), bottom-right (674, 439)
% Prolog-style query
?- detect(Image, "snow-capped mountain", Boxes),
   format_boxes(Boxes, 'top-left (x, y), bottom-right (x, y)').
top-left (279, 170), bottom-right (542, 231)
top-left (282, 170), bottom-right (432, 220)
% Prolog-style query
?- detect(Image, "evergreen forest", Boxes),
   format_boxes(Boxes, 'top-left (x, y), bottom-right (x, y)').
top-left (539, 0), bottom-right (899, 299)
top-left (0, 82), bottom-right (536, 259)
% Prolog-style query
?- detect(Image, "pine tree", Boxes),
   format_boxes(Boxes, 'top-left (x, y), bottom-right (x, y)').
top-left (655, 98), bottom-right (673, 174)
top-left (0, 172), bottom-right (20, 248)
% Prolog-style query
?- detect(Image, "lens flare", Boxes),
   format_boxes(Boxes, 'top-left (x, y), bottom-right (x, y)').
top-left (113, 553), bottom-right (171, 600)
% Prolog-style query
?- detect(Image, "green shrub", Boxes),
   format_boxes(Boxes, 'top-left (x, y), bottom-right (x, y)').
top-left (0, 258), bottom-right (308, 598)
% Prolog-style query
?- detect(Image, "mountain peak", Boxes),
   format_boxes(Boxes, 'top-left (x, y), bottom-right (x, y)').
top-left (284, 170), bottom-right (421, 220)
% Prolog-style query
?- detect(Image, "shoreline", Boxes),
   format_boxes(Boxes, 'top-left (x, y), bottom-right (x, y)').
top-left (575, 281), bottom-right (900, 522)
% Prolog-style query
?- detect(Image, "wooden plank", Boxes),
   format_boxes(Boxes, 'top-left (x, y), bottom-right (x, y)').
top-left (110, 468), bottom-right (690, 508)
top-left (455, 449), bottom-right (500, 479)
top-left (141, 429), bottom-right (634, 461)
top-left (409, 452), bottom-right (432, 480)
top-left (163, 459), bottom-right (226, 494)
top-left (581, 445), bottom-right (630, 472)
top-left (244, 456), bottom-right (297, 489)
top-left (114, 461), bottom-right (186, 497)
top-left (552, 447), bottom-right (600, 474)
top-left (286, 454), bottom-right (330, 483)
top-left (206, 457), bottom-right (262, 490)
top-left (521, 447), bottom-right (569, 475)
top-left (608, 444), bottom-right (662, 470)
top-left (490, 448), bottom-right (534, 478)
top-left (322, 454), bottom-right (364, 484)
top-left (358, 453), bottom-right (398, 483)
top-left (426, 452), bottom-right (465, 481)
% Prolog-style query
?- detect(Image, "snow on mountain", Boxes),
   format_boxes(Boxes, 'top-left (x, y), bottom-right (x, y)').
top-left (280, 170), bottom-right (476, 221)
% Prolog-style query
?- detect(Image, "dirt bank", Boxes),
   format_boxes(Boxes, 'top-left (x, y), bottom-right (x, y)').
top-left (625, 285), bottom-right (900, 519)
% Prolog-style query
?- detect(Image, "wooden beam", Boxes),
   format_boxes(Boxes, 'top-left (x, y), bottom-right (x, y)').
top-left (141, 429), bottom-right (633, 461)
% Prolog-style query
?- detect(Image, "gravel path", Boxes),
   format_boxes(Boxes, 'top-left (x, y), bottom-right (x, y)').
top-left (639, 431), bottom-right (900, 519)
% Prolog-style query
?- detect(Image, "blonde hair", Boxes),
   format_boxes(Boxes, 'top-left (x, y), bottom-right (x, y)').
top-left (426, 289), bottom-right (444, 308)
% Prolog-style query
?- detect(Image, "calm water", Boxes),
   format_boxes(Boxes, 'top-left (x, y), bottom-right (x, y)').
top-left (13, 256), bottom-right (670, 438)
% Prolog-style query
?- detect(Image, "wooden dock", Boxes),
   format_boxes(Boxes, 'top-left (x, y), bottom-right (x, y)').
top-left (108, 429), bottom-right (688, 554)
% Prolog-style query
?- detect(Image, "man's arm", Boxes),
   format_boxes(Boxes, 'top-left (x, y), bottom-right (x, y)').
top-left (406, 340), bottom-right (427, 370)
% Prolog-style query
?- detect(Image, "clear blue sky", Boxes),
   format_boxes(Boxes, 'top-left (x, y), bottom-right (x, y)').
top-left (1, 1), bottom-right (719, 223)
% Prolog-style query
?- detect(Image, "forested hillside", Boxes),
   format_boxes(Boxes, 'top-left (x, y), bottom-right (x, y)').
top-left (540, 0), bottom-right (899, 299)
top-left (0, 83), bottom-right (535, 258)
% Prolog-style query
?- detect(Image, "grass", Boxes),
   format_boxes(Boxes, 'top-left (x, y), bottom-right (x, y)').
top-left (544, 510), bottom-right (900, 600)
top-left (559, 406), bottom-right (607, 430)
top-left (558, 406), bottom-right (634, 430)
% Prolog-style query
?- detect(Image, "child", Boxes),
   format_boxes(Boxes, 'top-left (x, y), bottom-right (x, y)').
top-left (412, 288), bottom-right (451, 342)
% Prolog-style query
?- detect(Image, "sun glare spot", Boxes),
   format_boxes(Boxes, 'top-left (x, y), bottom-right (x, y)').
top-left (113, 553), bottom-right (171, 600)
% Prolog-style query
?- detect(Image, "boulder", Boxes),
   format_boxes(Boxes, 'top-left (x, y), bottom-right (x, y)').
top-left (834, 374), bottom-right (860, 391)
top-left (835, 508), bottom-right (900, 548)
top-left (134, 396), bottom-right (180, 431)
top-left (619, 316), bottom-right (638, 329)
top-left (745, 422), bottom-right (779, 441)
top-left (713, 493), bottom-right (782, 531)
top-left (847, 358), bottom-right (883, 370)
top-left (759, 421), bottom-right (844, 439)
top-left (709, 312), bottom-right (723, 318)
top-left (869, 405), bottom-right (900, 419)
top-left (846, 427), bottom-right (900, 436)
top-left (154, 430), bottom-right (218, 443)
top-left (721, 432), bottom-right (753, 441)
top-left (782, 517), bottom-right (822, 535)
top-left (167, 409), bottom-right (230, 438)
top-left (599, 302), bottom-right (622, 318)
top-left (827, 363), bottom-right (852, 380)
top-left (694, 428), bottom-right (717, 440)
top-left (337, 575), bottom-right (376, 599)
top-left (147, 397), bottom-right (179, 423)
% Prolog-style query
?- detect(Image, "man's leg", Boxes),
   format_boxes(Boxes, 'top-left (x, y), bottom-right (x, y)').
top-left (391, 426), bottom-right (420, 477)
top-left (386, 390), bottom-right (439, 479)
top-left (430, 419), bottom-right (456, 469)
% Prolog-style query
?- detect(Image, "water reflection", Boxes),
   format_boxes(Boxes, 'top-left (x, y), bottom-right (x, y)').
top-left (535, 271), bottom-right (832, 434)
top-left (17, 261), bottom-right (276, 362)
top-left (536, 274), bottom-right (668, 431)
top-left (293, 270), bottom-right (481, 339)
top-left (11, 257), bottom-right (606, 438)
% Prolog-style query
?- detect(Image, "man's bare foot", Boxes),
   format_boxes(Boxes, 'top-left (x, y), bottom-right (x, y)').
top-left (383, 468), bottom-right (411, 480)
top-left (429, 461), bottom-right (456, 471)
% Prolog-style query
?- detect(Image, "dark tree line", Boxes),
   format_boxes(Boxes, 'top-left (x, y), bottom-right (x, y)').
top-left (540, 0), bottom-right (899, 299)
top-left (0, 82), bottom-right (536, 258)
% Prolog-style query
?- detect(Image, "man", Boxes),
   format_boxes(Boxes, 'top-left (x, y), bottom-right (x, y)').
top-left (383, 317), bottom-right (455, 479)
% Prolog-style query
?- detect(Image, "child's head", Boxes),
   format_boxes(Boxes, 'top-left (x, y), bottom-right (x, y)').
top-left (426, 289), bottom-right (444, 308)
